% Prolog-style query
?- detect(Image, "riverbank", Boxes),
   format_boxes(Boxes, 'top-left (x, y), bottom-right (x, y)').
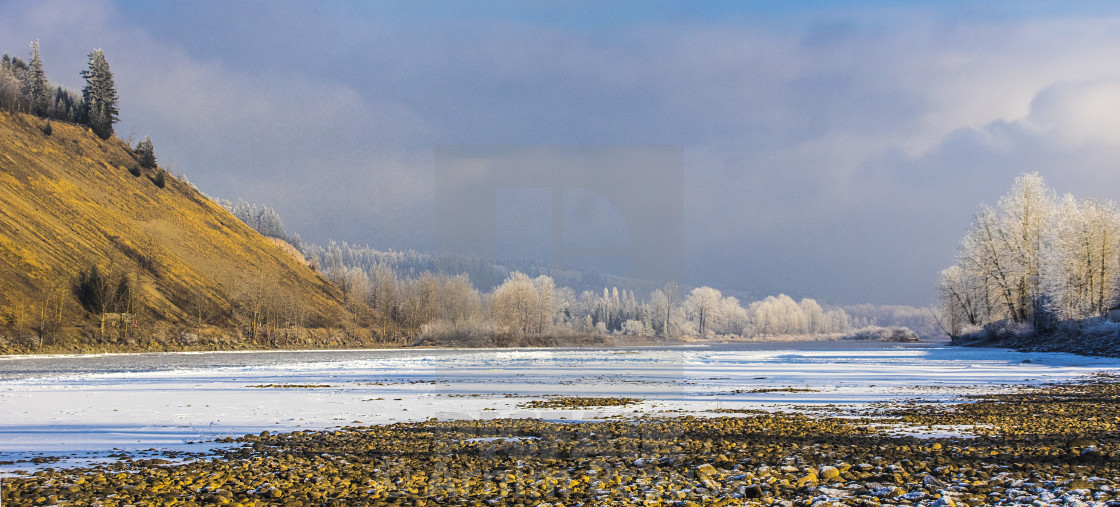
top-left (954, 324), bottom-right (1120, 358)
top-left (3, 376), bottom-right (1119, 506)
top-left (0, 328), bottom-right (680, 356)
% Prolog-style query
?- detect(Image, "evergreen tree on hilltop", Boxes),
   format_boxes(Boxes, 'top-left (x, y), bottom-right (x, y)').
top-left (23, 40), bottom-right (49, 116)
top-left (135, 135), bottom-right (156, 168)
top-left (81, 49), bottom-right (118, 140)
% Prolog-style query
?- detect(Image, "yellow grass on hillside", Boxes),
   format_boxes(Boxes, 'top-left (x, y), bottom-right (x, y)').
top-left (0, 111), bottom-right (353, 351)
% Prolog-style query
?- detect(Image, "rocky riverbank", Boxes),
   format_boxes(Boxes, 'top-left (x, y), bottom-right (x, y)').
top-left (4, 377), bottom-right (1120, 506)
top-left (954, 324), bottom-right (1120, 358)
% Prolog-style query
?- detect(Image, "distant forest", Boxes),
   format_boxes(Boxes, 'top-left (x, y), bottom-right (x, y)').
top-left (220, 197), bottom-right (940, 342)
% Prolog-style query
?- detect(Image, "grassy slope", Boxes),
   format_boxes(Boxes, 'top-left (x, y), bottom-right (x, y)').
top-left (0, 111), bottom-right (349, 346)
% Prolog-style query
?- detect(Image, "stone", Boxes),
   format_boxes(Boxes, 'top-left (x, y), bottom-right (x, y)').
top-left (818, 466), bottom-right (840, 481)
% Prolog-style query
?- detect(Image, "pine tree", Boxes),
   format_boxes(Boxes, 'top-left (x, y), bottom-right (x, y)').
top-left (135, 135), bottom-right (156, 168)
top-left (24, 40), bottom-right (49, 116)
top-left (81, 49), bottom-right (119, 140)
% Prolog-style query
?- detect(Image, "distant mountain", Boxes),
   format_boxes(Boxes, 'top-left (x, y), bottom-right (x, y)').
top-left (0, 111), bottom-right (351, 351)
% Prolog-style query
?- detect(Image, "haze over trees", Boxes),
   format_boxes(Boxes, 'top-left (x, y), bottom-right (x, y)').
top-left (938, 173), bottom-right (1120, 337)
top-left (228, 200), bottom-right (862, 342)
top-left (210, 194), bottom-right (940, 345)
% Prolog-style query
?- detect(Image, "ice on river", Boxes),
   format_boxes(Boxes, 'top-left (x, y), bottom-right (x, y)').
top-left (1, 342), bottom-right (1118, 461)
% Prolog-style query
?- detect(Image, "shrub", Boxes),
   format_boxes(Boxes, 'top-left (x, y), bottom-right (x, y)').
top-left (41, 119), bottom-right (51, 136)
top-left (154, 170), bottom-right (166, 188)
top-left (128, 164), bottom-right (141, 177)
top-left (842, 325), bottom-right (919, 342)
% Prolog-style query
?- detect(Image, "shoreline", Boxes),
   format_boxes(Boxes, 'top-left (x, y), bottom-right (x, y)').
top-left (0, 334), bottom-right (945, 358)
top-left (3, 376), bottom-right (1119, 505)
top-left (953, 329), bottom-right (1120, 359)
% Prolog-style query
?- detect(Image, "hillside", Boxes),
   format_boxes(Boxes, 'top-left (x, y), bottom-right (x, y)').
top-left (0, 111), bottom-right (356, 352)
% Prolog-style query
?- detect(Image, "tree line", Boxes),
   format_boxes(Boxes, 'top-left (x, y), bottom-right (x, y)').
top-left (324, 261), bottom-right (853, 344)
top-left (1, 41), bottom-right (119, 139)
top-left (216, 198), bottom-right (858, 342)
top-left (938, 173), bottom-right (1120, 337)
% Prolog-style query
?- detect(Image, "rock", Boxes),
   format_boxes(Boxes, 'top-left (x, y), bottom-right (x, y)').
top-left (742, 484), bottom-right (763, 498)
top-left (923, 474), bottom-right (945, 490)
top-left (818, 466), bottom-right (840, 481)
top-left (796, 471), bottom-right (819, 487)
top-left (1067, 479), bottom-right (1092, 490)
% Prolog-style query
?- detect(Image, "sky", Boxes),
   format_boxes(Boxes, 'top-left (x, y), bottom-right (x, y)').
top-left (6, 1), bottom-right (1120, 306)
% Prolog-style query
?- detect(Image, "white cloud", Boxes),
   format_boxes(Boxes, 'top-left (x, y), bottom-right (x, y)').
top-left (7, 2), bottom-right (1120, 304)
top-left (1026, 79), bottom-right (1120, 147)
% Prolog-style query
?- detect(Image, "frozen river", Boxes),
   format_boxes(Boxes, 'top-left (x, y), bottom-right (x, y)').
top-left (1, 342), bottom-right (1118, 464)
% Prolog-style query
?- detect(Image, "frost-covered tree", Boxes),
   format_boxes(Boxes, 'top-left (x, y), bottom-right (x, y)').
top-left (939, 174), bottom-right (1060, 331)
top-left (0, 54), bottom-right (29, 112)
top-left (945, 174), bottom-right (1053, 327)
top-left (991, 173), bottom-right (1054, 324)
top-left (1042, 196), bottom-right (1120, 322)
top-left (531, 274), bottom-right (556, 334)
top-left (434, 274), bottom-right (481, 323)
top-left (491, 272), bottom-right (540, 334)
top-left (799, 298), bottom-right (824, 335)
top-left (935, 173), bottom-right (1120, 334)
top-left (226, 198), bottom-right (288, 240)
top-left (937, 265), bottom-right (977, 337)
top-left (23, 40), bottom-right (48, 116)
top-left (684, 286), bottom-right (722, 337)
top-left (81, 49), bottom-right (118, 139)
top-left (750, 294), bottom-right (805, 336)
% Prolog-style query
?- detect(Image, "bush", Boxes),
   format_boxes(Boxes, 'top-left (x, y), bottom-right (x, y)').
top-left (41, 119), bottom-right (51, 136)
top-left (982, 320), bottom-right (1035, 340)
top-left (128, 164), bottom-right (141, 177)
top-left (842, 325), bottom-right (919, 342)
top-left (154, 170), bottom-right (166, 188)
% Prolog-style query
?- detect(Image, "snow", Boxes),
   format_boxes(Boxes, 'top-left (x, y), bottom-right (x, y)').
top-left (1, 342), bottom-right (1118, 470)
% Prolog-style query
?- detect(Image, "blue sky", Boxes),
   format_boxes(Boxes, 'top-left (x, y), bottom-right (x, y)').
top-left (6, 0), bottom-right (1120, 305)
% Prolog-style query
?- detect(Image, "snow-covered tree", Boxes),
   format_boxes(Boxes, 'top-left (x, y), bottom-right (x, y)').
top-left (990, 173), bottom-right (1054, 325)
top-left (23, 40), bottom-right (48, 116)
top-left (491, 272), bottom-right (540, 334)
top-left (935, 173), bottom-right (1120, 334)
top-left (799, 298), bottom-right (824, 335)
top-left (1042, 196), bottom-right (1120, 322)
top-left (750, 294), bottom-right (805, 336)
top-left (81, 49), bottom-right (118, 139)
top-left (531, 274), bottom-right (556, 334)
top-left (434, 274), bottom-right (481, 324)
top-left (684, 286), bottom-right (722, 337)
top-left (226, 198), bottom-right (288, 240)
top-left (0, 55), bottom-right (25, 112)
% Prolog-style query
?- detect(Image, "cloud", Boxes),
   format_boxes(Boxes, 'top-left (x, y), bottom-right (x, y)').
top-left (7, 2), bottom-right (1120, 305)
top-left (1027, 80), bottom-right (1120, 147)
